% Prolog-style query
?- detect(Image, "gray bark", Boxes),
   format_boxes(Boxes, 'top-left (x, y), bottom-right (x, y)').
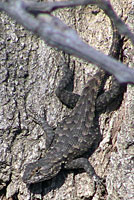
top-left (0, 0), bottom-right (133, 200)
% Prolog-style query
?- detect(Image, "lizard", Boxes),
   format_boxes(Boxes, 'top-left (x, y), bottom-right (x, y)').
top-left (22, 21), bottom-right (125, 185)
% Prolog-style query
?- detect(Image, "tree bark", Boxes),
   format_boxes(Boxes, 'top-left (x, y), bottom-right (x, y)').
top-left (0, 0), bottom-right (133, 199)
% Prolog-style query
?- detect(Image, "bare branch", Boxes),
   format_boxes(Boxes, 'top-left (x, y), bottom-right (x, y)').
top-left (0, 0), bottom-right (134, 84)
top-left (23, 0), bottom-right (134, 45)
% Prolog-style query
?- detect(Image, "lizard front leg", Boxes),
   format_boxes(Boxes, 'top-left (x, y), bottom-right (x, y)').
top-left (28, 107), bottom-right (55, 150)
top-left (64, 158), bottom-right (102, 184)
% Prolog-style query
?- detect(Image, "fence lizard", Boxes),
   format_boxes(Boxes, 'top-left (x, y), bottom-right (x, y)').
top-left (22, 21), bottom-right (125, 185)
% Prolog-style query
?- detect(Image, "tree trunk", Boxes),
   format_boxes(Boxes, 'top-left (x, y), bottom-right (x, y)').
top-left (0, 0), bottom-right (133, 199)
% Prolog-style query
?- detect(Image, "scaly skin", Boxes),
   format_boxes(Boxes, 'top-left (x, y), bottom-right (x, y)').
top-left (22, 22), bottom-right (125, 185)
top-left (23, 70), bottom-right (104, 184)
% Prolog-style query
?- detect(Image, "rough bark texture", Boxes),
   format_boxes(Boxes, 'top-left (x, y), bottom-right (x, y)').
top-left (0, 0), bottom-right (133, 200)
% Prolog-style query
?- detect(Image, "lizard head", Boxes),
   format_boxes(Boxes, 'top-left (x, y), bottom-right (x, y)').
top-left (22, 158), bottom-right (62, 184)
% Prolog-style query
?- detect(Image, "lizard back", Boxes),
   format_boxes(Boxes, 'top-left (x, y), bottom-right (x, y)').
top-left (49, 71), bottom-right (104, 161)
top-left (22, 71), bottom-right (104, 184)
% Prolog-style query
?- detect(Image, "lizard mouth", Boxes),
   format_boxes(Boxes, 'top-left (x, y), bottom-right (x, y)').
top-left (23, 175), bottom-right (45, 185)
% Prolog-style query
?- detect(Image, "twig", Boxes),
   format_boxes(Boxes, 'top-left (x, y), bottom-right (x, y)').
top-left (23, 0), bottom-right (134, 45)
top-left (0, 0), bottom-right (134, 83)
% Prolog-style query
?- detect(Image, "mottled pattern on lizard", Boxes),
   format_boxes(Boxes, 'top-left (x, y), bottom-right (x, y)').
top-left (22, 22), bottom-right (125, 185)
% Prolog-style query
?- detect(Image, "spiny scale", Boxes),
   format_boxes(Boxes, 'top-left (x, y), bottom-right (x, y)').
top-left (22, 22), bottom-right (123, 185)
top-left (60, 70), bottom-right (104, 130)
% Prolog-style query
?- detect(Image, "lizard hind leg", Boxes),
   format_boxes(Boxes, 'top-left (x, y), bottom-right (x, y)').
top-left (55, 62), bottom-right (80, 109)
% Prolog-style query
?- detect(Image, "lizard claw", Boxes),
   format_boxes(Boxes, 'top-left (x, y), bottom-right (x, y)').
top-left (27, 106), bottom-right (47, 125)
top-left (93, 175), bottom-right (106, 187)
